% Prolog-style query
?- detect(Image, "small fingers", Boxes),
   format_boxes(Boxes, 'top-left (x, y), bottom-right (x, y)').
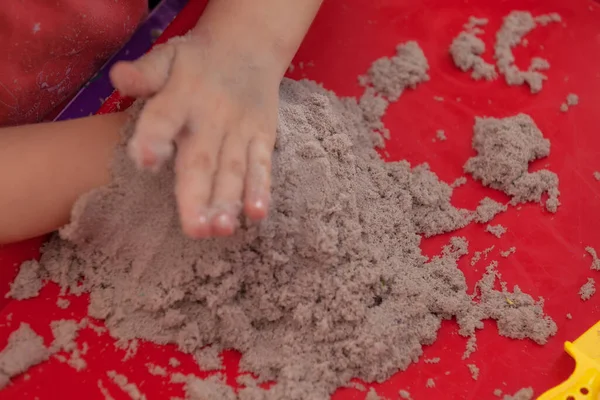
top-left (110, 43), bottom-right (176, 98)
top-left (244, 137), bottom-right (273, 221)
top-left (208, 133), bottom-right (248, 236)
top-left (128, 84), bottom-right (188, 170)
top-left (174, 121), bottom-right (224, 239)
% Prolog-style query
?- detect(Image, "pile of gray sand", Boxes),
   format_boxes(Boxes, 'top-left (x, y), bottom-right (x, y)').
top-left (6, 43), bottom-right (557, 399)
top-left (464, 114), bottom-right (560, 212)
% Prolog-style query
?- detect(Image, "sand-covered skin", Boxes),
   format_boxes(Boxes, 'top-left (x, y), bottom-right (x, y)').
top-left (464, 114), bottom-right (560, 212)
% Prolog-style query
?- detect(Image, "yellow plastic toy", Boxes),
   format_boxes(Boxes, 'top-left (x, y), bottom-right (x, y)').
top-left (538, 321), bottom-right (600, 400)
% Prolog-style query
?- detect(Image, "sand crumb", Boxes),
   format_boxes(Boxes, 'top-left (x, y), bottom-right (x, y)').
top-left (594, 171), bottom-right (600, 181)
top-left (470, 252), bottom-right (482, 266)
top-left (585, 247), bottom-right (600, 270)
top-left (433, 96), bottom-right (444, 102)
top-left (50, 319), bottom-right (80, 353)
top-left (566, 93), bottom-right (579, 106)
top-left (500, 247), bottom-right (516, 258)
top-left (194, 346), bottom-right (223, 371)
top-left (107, 370), bottom-right (147, 400)
top-left (486, 224), bottom-right (507, 238)
top-left (566, 313), bottom-right (572, 320)
top-left (49, 319), bottom-right (87, 371)
top-left (425, 378), bottom-right (436, 388)
top-left (424, 357), bottom-right (440, 364)
top-left (365, 388), bottom-right (383, 400)
top-left (494, 12), bottom-right (561, 93)
top-left (579, 278), bottom-right (596, 301)
top-left (436, 130), bottom-right (447, 141)
top-left (474, 198), bottom-right (508, 223)
top-left (464, 114), bottom-right (560, 212)
top-left (483, 245), bottom-right (495, 258)
top-left (451, 177), bottom-right (467, 188)
top-left (467, 363), bottom-right (480, 380)
top-left (399, 389), bottom-right (412, 399)
top-left (5, 260), bottom-right (43, 300)
top-left (462, 335), bottom-right (478, 360)
top-left (561, 93), bottom-right (579, 112)
top-left (0, 323), bottom-right (50, 389)
top-left (146, 363), bottom-right (168, 377)
top-left (115, 339), bottom-right (139, 361)
top-left (169, 357), bottom-right (181, 368)
top-left (450, 18), bottom-right (497, 81)
top-left (345, 381), bottom-right (366, 391)
top-left (56, 298), bottom-right (70, 309)
top-left (503, 387), bottom-right (534, 400)
top-left (66, 348), bottom-right (87, 371)
top-left (461, 264), bottom-right (557, 342)
top-left (494, 388), bottom-right (503, 397)
top-left (361, 41), bottom-right (430, 100)
top-left (464, 16), bottom-right (489, 30)
top-left (98, 379), bottom-right (115, 400)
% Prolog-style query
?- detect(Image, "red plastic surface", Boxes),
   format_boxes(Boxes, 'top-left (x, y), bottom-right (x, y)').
top-left (2, 0), bottom-right (600, 398)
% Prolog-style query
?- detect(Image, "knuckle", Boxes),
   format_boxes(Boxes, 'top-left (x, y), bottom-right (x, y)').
top-left (224, 156), bottom-right (245, 179)
top-left (187, 151), bottom-right (214, 171)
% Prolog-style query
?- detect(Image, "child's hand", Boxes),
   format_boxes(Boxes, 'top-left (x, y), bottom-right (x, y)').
top-left (110, 30), bottom-right (280, 238)
top-left (110, 0), bottom-right (321, 239)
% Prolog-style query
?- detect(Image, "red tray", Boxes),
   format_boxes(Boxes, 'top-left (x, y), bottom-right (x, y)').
top-left (2, 0), bottom-right (600, 399)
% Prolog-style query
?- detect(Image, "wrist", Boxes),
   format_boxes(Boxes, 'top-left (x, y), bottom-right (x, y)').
top-left (190, 0), bottom-right (321, 79)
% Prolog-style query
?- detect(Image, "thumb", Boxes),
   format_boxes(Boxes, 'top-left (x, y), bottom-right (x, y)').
top-left (109, 42), bottom-right (176, 98)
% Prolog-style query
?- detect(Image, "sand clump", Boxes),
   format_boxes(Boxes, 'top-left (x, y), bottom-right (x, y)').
top-left (5, 260), bottom-right (43, 300)
top-left (474, 198), bottom-right (508, 223)
top-left (450, 17), bottom-right (497, 81)
top-left (579, 278), bottom-right (596, 301)
top-left (464, 114), bottom-right (560, 213)
top-left (486, 224), bottom-right (507, 238)
top-left (450, 12), bottom-right (561, 91)
top-left (0, 323), bottom-right (50, 389)
top-left (107, 370), bottom-right (147, 400)
top-left (560, 93), bottom-right (579, 112)
top-left (4, 40), bottom-right (559, 398)
top-left (467, 363), bottom-right (480, 380)
top-left (585, 246), bottom-right (600, 271)
top-left (360, 41), bottom-right (430, 101)
top-left (494, 11), bottom-right (561, 93)
top-left (503, 387), bottom-right (534, 400)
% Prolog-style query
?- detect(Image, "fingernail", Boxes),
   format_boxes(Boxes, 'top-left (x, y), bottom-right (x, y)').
top-left (213, 213), bottom-right (236, 236)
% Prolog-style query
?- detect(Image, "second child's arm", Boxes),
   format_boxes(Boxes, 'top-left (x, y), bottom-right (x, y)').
top-left (0, 113), bottom-right (125, 244)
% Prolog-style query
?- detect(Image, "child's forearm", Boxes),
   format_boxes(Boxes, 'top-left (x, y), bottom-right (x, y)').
top-left (193, 0), bottom-right (323, 77)
top-left (0, 113), bottom-right (125, 244)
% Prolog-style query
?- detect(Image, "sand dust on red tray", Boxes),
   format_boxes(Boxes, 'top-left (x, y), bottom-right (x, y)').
top-left (2, 10), bottom-right (568, 399)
